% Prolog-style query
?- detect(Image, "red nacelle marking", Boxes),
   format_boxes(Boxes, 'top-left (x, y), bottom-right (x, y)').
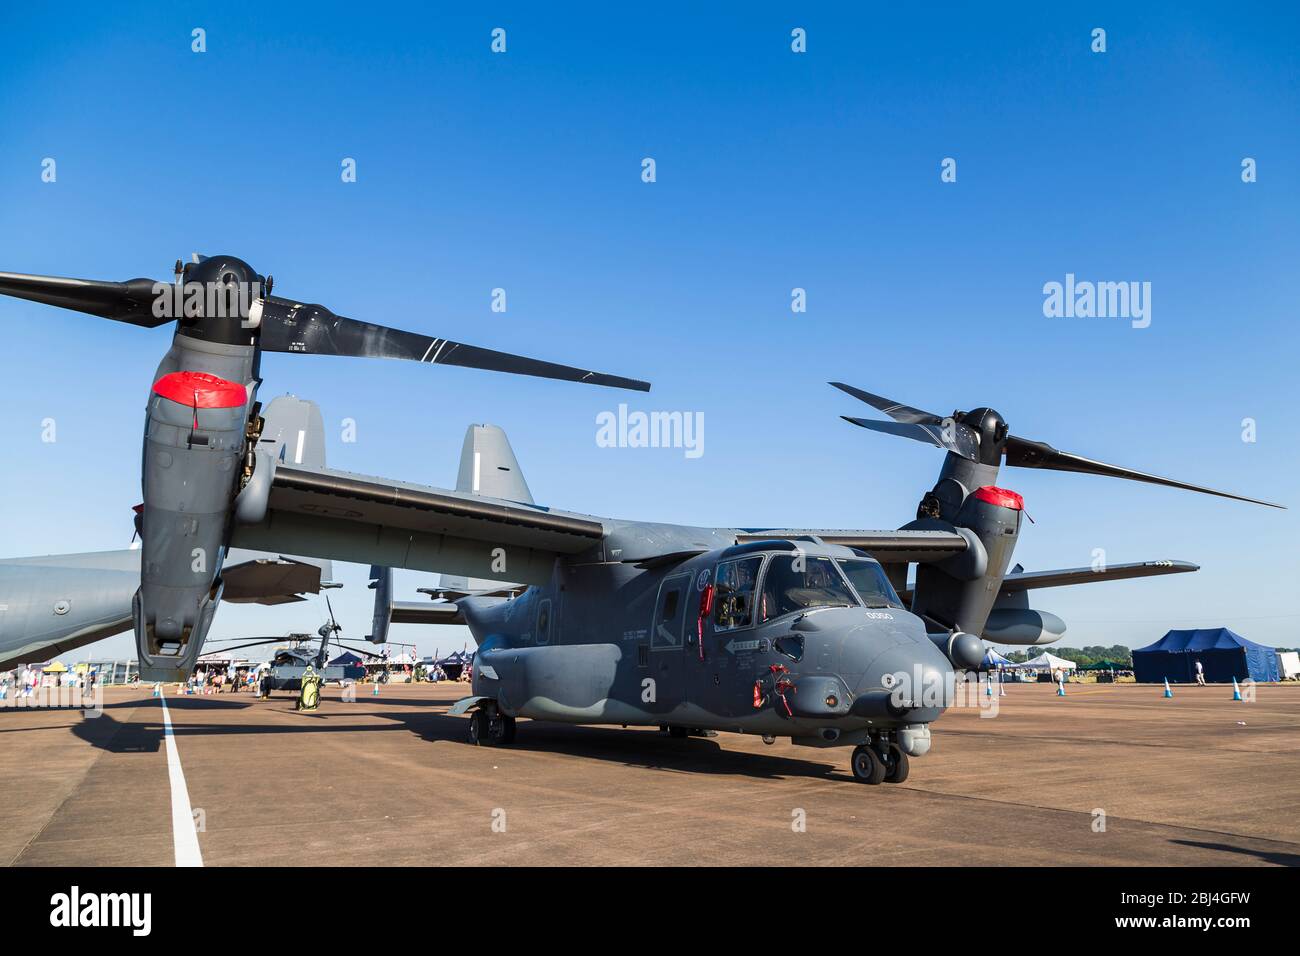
top-left (972, 485), bottom-right (1024, 511)
top-left (152, 371), bottom-right (246, 409)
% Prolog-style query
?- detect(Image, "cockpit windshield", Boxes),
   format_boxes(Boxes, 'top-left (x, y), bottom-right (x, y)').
top-left (835, 558), bottom-right (905, 609)
top-left (759, 555), bottom-right (859, 621)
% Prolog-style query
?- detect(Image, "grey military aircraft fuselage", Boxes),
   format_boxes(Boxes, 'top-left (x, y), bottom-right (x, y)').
top-left (461, 536), bottom-right (949, 763)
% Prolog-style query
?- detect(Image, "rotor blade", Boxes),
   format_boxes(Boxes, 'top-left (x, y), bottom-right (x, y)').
top-left (1004, 436), bottom-right (1285, 509)
top-left (842, 416), bottom-right (980, 461)
top-left (195, 638), bottom-right (295, 656)
top-left (258, 296), bottom-right (650, 391)
top-left (829, 382), bottom-right (943, 424)
top-left (333, 641), bottom-right (391, 660)
top-left (0, 271), bottom-right (171, 327)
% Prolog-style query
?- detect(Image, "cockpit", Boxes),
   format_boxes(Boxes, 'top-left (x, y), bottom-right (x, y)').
top-left (711, 546), bottom-right (904, 632)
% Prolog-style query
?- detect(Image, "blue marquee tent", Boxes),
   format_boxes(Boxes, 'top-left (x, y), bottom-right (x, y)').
top-left (981, 648), bottom-right (1016, 669)
top-left (1132, 629), bottom-right (1279, 684)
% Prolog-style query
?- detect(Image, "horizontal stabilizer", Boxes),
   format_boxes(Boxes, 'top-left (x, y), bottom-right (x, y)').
top-left (391, 601), bottom-right (466, 626)
top-left (221, 556), bottom-right (329, 605)
top-left (417, 585), bottom-right (526, 602)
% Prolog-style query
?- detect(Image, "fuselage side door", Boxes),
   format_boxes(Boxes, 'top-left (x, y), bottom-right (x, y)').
top-left (694, 554), bottom-right (765, 718)
top-left (649, 572), bottom-right (690, 715)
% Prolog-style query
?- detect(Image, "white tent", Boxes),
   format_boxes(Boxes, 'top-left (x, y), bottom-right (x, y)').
top-left (1020, 651), bottom-right (1077, 671)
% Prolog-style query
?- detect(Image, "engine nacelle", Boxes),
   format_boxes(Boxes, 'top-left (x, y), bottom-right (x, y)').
top-left (909, 484), bottom-right (1023, 636)
top-left (982, 607), bottom-right (1067, 645)
top-left (136, 371), bottom-right (248, 681)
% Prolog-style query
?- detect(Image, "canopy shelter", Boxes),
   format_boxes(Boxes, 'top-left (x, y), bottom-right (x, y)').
top-left (43, 660), bottom-right (68, 673)
top-left (197, 651), bottom-right (251, 665)
top-left (981, 648), bottom-right (1018, 668)
top-left (1133, 629), bottom-right (1279, 684)
top-left (432, 650), bottom-right (473, 679)
top-left (329, 651), bottom-right (364, 667)
top-left (1019, 652), bottom-right (1077, 672)
top-left (1079, 659), bottom-right (1130, 671)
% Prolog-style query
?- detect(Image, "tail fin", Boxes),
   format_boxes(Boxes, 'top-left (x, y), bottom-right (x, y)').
top-left (256, 396), bottom-right (333, 585)
top-left (259, 395), bottom-right (327, 468)
top-left (368, 425), bottom-right (529, 635)
top-left (443, 424), bottom-right (529, 593)
top-left (366, 565), bottom-right (392, 644)
top-left (456, 423), bottom-right (533, 503)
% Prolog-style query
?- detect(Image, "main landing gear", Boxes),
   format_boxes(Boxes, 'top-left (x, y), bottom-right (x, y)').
top-left (850, 738), bottom-right (909, 785)
top-left (468, 706), bottom-right (516, 746)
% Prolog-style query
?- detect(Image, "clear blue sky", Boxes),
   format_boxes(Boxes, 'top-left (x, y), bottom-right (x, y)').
top-left (1, 1), bottom-right (1296, 662)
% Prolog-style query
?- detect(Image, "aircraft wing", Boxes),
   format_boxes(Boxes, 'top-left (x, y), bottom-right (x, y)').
top-left (897, 559), bottom-right (1199, 604)
top-left (231, 465), bottom-right (606, 586)
top-left (998, 560), bottom-right (1199, 592)
top-left (736, 529), bottom-right (971, 564)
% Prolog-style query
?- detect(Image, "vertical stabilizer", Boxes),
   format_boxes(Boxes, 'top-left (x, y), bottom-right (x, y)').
top-left (259, 395), bottom-right (327, 469)
top-left (367, 565), bottom-right (392, 644)
top-left (456, 424), bottom-right (534, 503)
top-left (444, 424), bottom-right (531, 592)
top-left (256, 396), bottom-right (332, 585)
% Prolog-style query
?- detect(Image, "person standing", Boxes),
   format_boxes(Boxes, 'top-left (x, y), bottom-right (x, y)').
top-left (1195, 659), bottom-right (1207, 686)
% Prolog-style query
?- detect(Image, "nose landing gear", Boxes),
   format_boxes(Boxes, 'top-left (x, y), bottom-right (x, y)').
top-left (882, 743), bottom-right (909, 783)
top-left (851, 735), bottom-right (910, 785)
top-left (850, 744), bottom-right (886, 784)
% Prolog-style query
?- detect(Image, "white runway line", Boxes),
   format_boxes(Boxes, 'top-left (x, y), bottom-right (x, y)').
top-left (159, 694), bottom-right (204, 867)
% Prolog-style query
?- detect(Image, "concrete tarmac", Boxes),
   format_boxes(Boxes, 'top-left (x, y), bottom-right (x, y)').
top-left (3, 681), bottom-right (1298, 866)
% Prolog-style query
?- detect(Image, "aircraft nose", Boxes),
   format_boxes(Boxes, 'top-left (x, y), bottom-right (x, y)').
top-left (850, 639), bottom-right (954, 724)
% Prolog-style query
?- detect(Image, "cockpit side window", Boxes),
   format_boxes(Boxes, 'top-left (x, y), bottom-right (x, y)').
top-left (759, 554), bottom-right (859, 622)
top-left (835, 558), bottom-right (904, 609)
top-left (712, 556), bottom-right (763, 631)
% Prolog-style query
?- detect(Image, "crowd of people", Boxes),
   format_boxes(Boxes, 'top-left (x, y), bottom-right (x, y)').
top-left (0, 665), bottom-right (100, 699)
top-left (3, 655), bottom-right (477, 701)
top-left (179, 665), bottom-right (257, 695)
top-left (413, 662), bottom-right (473, 683)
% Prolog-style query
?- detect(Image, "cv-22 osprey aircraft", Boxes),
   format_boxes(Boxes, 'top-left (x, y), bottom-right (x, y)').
top-left (366, 409), bottom-right (1279, 784)
top-left (0, 255), bottom-right (1281, 784)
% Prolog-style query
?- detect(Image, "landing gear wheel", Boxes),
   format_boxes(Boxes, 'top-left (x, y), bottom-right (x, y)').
top-left (497, 714), bottom-right (517, 745)
top-left (883, 744), bottom-right (910, 784)
top-left (468, 709), bottom-right (491, 746)
top-left (851, 744), bottom-right (886, 784)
